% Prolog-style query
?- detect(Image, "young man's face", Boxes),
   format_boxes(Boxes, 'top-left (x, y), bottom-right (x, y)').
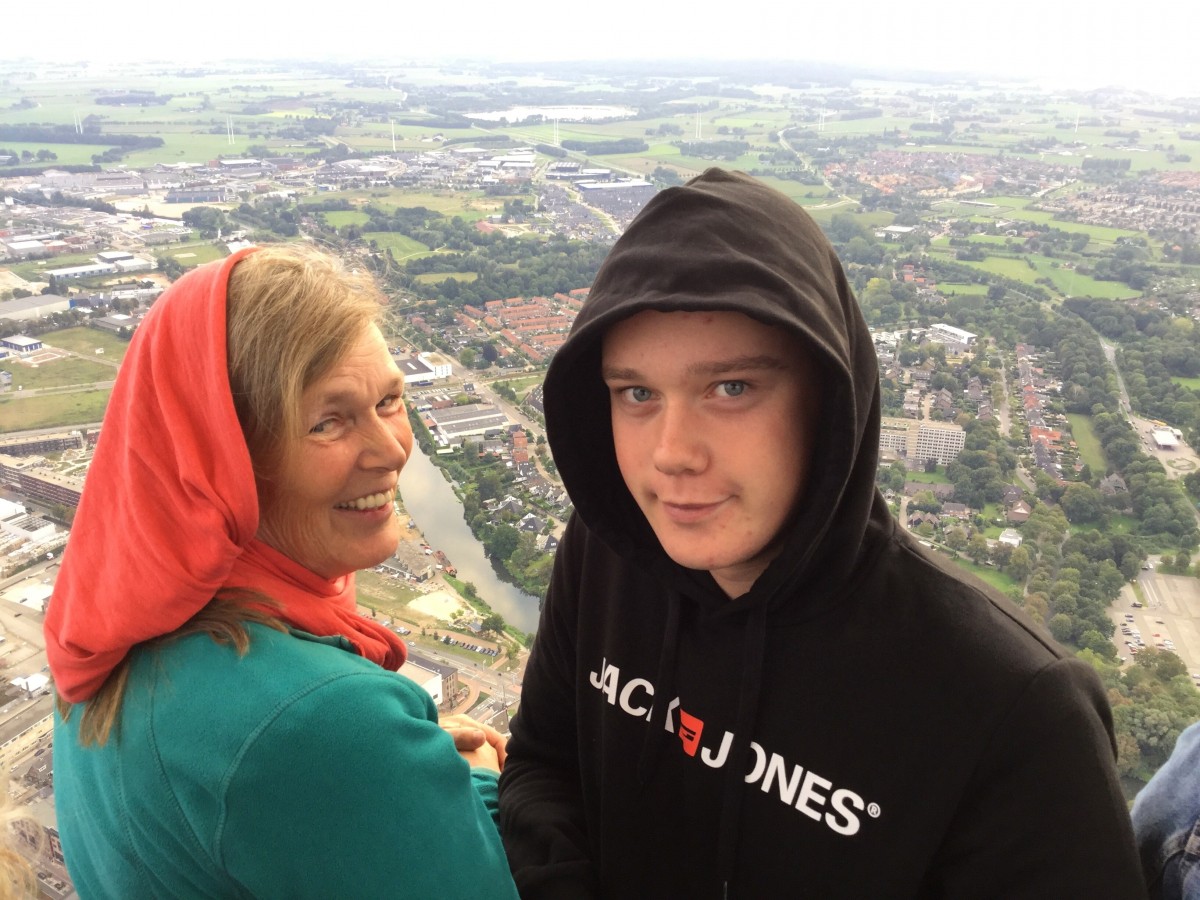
top-left (602, 309), bottom-right (820, 598)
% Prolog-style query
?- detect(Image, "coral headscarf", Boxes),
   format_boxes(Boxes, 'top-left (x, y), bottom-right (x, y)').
top-left (44, 248), bottom-right (406, 704)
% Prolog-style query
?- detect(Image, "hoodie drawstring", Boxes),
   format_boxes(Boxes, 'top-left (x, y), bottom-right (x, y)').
top-left (717, 600), bottom-right (770, 899)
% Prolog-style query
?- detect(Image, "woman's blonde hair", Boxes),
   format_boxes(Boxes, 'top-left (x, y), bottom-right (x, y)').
top-left (60, 243), bottom-right (387, 746)
top-left (226, 243), bottom-right (386, 475)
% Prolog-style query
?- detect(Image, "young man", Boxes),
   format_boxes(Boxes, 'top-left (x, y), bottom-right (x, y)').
top-left (498, 169), bottom-right (1145, 898)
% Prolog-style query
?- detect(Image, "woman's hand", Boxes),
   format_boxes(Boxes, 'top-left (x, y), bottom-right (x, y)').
top-left (439, 714), bottom-right (508, 773)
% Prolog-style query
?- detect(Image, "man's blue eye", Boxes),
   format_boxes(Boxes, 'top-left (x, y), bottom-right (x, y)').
top-left (718, 381), bottom-right (746, 397)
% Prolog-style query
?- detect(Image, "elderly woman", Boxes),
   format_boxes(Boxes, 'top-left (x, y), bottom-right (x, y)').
top-left (45, 245), bottom-right (519, 898)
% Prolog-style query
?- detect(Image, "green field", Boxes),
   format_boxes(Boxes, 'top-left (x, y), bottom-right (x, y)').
top-left (1, 356), bottom-right (115, 391)
top-left (950, 557), bottom-right (1019, 592)
top-left (363, 232), bottom-right (432, 259)
top-left (938, 282), bottom-right (991, 297)
top-left (0, 389), bottom-right (111, 432)
top-left (906, 469), bottom-right (951, 484)
top-left (1065, 413), bottom-right (1107, 472)
top-left (9, 252), bottom-right (103, 282)
top-left (323, 210), bottom-right (371, 228)
top-left (39, 327), bottom-right (132, 363)
top-left (157, 242), bottom-right (227, 268)
top-left (302, 189), bottom-right (500, 221)
top-left (1172, 376), bottom-right (1200, 391)
top-left (938, 251), bottom-right (1139, 300)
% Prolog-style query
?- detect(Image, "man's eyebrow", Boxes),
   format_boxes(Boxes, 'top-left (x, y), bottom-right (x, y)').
top-left (687, 354), bottom-right (790, 376)
top-left (602, 355), bottom-right (790, 382)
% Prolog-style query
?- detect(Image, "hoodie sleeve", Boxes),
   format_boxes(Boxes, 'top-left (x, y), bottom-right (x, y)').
top-left (499, 514), bottom-right (600, 899)
top-left (922, 657), bottom-right (1147, 899)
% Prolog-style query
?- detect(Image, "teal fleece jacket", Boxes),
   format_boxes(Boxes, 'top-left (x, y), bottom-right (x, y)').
top-left (54, 624), bottom-right (518, 899)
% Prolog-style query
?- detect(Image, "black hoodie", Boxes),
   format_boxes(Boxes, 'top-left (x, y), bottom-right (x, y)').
top-left (498, 169), bottom-right (1144, 899)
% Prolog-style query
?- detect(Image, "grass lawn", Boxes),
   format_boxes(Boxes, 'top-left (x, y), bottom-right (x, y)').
top-left (323, 210), bottom-right (371, 228)
top-left (1109, 514), bottom-right (1137, 534)
top-left (938, 282), bottom-right (991, 297)
top-left (1065, 413), bottom-right (1107, 472)
top-left (906, 469), bottom-right (951, 484)
top-left (10, 252), bottom-right (104, 282)
top-left (40, 327), bottom-right (132, 364)
top-left (156, 243), bottom-right (227, 268)
top-left (363, 232), bottom-right (432, 259)
top-left (304, 189), bottom-right (496, 221)
top-left (950, 557), bottom-right (1019, 593)
top-left (0, 389), bottom-right (111, 432)
top-left (353, 568), bottom-right (426, 615)
top-left (1172, 376), bottom-right (1200, 391)
top-left (2, 356), bottom-right (115, 391)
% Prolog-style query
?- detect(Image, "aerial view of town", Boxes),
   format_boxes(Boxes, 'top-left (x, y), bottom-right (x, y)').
top-left (1, 48), bottom-right (1199, 892)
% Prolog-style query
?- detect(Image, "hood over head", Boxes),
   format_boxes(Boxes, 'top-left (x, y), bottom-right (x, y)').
top-left (45, 248), bottom-right (406, 705)
top-left (544, 168), bottom-right (886, 614)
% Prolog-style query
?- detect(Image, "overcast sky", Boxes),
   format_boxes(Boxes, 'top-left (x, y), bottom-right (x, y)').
top-left (11, 0), bottom-right (1200, 98)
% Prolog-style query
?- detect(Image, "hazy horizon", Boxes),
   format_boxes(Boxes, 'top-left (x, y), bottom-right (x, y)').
top-left (8, 0), bottom-right (1200, 98)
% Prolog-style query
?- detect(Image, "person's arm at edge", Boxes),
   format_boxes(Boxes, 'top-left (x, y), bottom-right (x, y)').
top-left (925, 657), bottom-right (1147, 899)
top-left (499, 514), bottom-right (599, 899)
top-left (217, 671), bottom-right (519, 899)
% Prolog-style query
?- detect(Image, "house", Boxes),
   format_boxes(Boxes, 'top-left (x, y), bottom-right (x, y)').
top-left (998, 528), bottom-right (1023, 548)
top-left (903, 481), bottom-right (955, 500)
top-left (941, 502), bottom-right (972, 520)
top-left (518, 513), bottom-right (546, 533)
top-left (1007, 500), bottom-right (1032, 523)
top-left (906, 510), bottom-right (940, 530)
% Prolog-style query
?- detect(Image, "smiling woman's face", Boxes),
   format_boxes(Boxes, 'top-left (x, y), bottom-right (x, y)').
top-left (256, 324), bottom-right (414, 579)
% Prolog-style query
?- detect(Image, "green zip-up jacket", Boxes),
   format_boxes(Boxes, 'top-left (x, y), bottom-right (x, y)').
top-left (54, 624), bottom-right (519, 899)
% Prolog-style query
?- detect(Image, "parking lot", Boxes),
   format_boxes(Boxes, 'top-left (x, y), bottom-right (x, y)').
top-left (1111, 568), bottom-right (1200, 683)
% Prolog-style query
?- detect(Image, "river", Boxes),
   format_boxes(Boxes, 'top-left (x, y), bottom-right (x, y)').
top-left (397, 443), bottom-right (542, 634)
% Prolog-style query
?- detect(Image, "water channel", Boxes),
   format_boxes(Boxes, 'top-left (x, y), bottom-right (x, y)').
top-left (397, 443), bottom-right (542, 634)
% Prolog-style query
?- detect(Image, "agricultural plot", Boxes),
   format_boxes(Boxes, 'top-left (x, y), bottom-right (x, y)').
top-left (40, 327), bottom-right (131, 364)
top-left (1065, 413), bottom-right (1108, 473)
top-left (1, 356), bottom-right (114, 391)
top-left (362, 233), bottom-right (434, 259)
top-left (157, 243), bottom-right (226, 267)
top-left (0, 390), bottom-right (111, 432)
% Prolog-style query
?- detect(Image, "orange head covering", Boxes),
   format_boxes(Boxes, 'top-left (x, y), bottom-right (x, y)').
top-left (44, 248), bottom-right (406, 704)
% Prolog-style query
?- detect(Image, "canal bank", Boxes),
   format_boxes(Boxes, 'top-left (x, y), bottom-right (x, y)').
top-left (398, 443), bottom-right (542, 634)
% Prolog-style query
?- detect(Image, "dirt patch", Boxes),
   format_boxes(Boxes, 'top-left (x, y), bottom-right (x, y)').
top-left (409, 589), bottom-right (471, 622)
top-left (0, 268), bottom-right (30, 292)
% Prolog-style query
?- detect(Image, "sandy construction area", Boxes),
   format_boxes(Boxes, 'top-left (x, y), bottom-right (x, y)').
top-left (0, 268), bottom-right (30, 291)
top-left (409, 588), bottom-right (470, 622)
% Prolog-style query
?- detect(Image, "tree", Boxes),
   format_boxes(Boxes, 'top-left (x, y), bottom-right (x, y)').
top-left (481, 613), bottom-right (505, 636)
top-left (966, 534), bottom-right (990, 564)
top-left (1048, 613), bottom-right (1074, 644)
top-left (1059, 483), bottom-right (1106, 524)
top-left (1007, 545), bottom-right (1033, 582)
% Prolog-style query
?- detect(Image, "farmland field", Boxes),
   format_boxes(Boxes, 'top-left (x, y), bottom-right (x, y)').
top-left (40, 327), bottom-right (132, 364)
top-left (0, 389), bottom-right (111, 432)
